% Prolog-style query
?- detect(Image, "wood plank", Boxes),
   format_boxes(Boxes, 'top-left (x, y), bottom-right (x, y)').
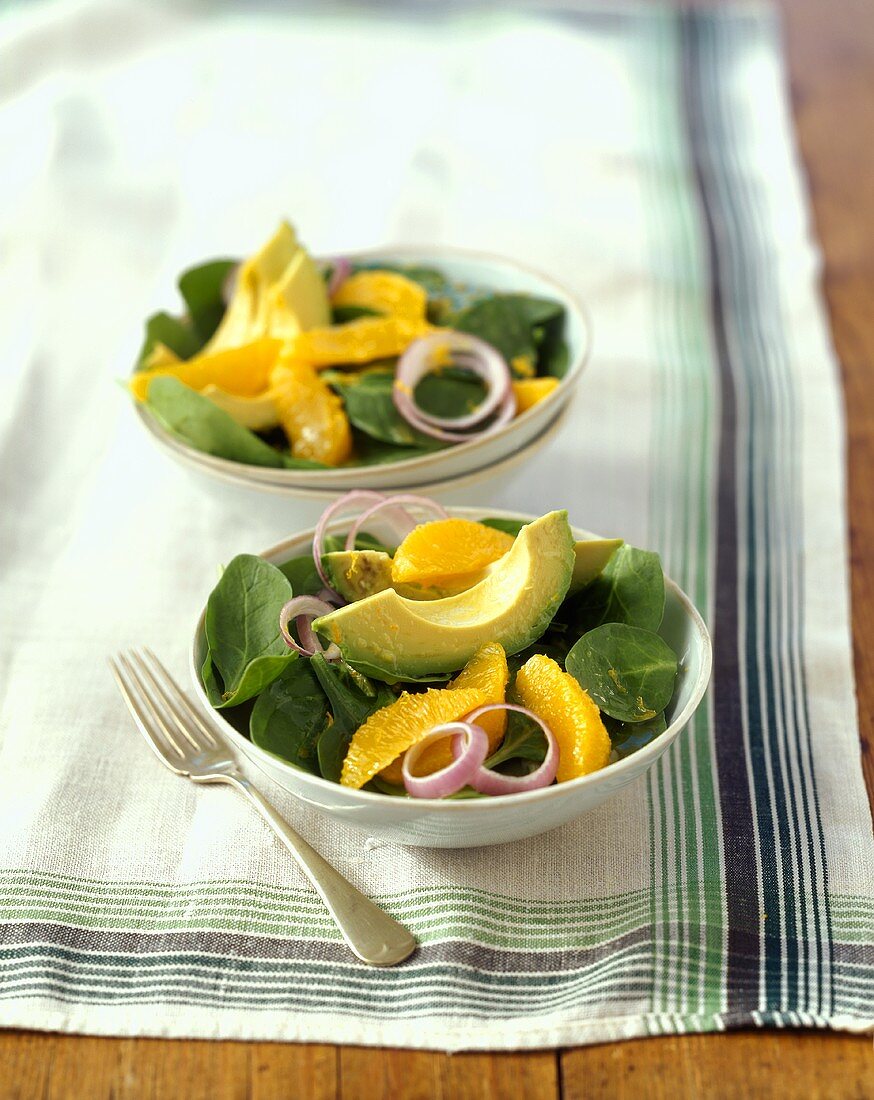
top-left (338, 1047), bottom-right (558, 1100)
top-left (561, 1031), bottom-right (873, 1100)
top-left (0, 1032), bottom-right (338, 1100)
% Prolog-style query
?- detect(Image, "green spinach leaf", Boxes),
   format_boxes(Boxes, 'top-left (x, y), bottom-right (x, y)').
top-left (311, 655), bottom-right (395, 781)
top-left (178, 259), bottom-right (236, 343)
top-left (484, 709), bottom-right (548, 768)
top-left (604, 712), bottom-right (668, 759)
top-left (135, 311), bottom-right (202, 368)
top-left (250, 659), bottom-right (329, 774)
top-left (449, 293), bottom-right (567, 377)
top-left (201, 650), bottom-right (225, 708)
top-left (415, 367), bottom-right (487, 419)
top-left (145, 379), bottom-right (325, 469)
top-left (278, 555), bottom-right (323, 596)
top-left (568, 544), bottom-right (665, 633)
top-left (566, 623), bottom-right (678, 724)
top-left (331, 304), bottom-right (382, 324)
top-left (145, 377), bottom-right (286, 467)
top-left (332, 372), bottom-right (434, 447)
top-left (205, 554), bottom-right (295, 707)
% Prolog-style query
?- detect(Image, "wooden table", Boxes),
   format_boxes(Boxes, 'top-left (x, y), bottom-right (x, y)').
top-left (4, 0), bottom-right (873, 1095)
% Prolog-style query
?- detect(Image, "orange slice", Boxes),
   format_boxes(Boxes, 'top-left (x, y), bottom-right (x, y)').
top-left (288, 315), bottom-right (432, 367)
top-left (130, 337), bottom-right (283, 401)
top-left (512, 377), bottom-right (560, 414)
top-left (380, 642), bottom-right (509, 783)
top-left (514, 653), bottom-right (610, 782)
top-left (340, 687), bottom-right (487, 790)
top-left (390, 519), bottom-right (515, 589)
top-left (270, 357), bottom-right (352, 466)
top-left (331, 270), bottom-right (427, 322)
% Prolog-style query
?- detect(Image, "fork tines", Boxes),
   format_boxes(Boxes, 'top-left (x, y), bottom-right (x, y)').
top-left (108, 648), bottom-right (219, 771)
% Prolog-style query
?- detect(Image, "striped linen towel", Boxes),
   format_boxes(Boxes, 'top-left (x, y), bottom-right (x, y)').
top-left (0, 0), bottom-right (871, 1048)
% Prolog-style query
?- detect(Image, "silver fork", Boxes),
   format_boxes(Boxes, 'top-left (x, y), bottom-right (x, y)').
top-left (108, 648), bottom-right (416, 967)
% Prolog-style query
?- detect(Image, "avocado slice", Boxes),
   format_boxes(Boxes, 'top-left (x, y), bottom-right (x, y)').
top-left (568, 538), bottom-right (624, 595)
top-left (203, 222), bottom-right (330, 354)
top-left (313, 510), bottom-right (575, 680)
top-left (323, 550), bottom-right (395, 603)
top-left (323, 549), bottom-right (486, 603)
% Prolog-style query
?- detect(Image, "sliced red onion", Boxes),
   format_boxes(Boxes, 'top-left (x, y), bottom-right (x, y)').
top-left (279, 596), bottom-right (341, 660)
top-left (327, 257), bottom-right (352, 297)
top-left (317, 587), bottom-right (343, 607)
top-left (312, 490), bottom-right (390, 593)
top-left (343, 493), bottom-right (449, 552)
top-left (393, 332), bottom-right (517, 442)
top-left (463, 704), bottom-right (559, 794)
top-left (401, 721), bottom-right (490, 799)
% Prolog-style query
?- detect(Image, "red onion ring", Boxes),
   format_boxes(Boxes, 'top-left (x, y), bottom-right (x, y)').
top-left (401, 721), bottom-right (490, 799)
top-left (327, 257), bottom-right (352, 297)
top-left (279, 596), bottom-right (341, 660)
top-left (393, 332), bottom-right (517, 442)
top-left (463, 704), bottom-right (559, 794)
top-left (343, 493), bottom-right (449, 552)
top-left (312, 490), bottom-right (391, 594)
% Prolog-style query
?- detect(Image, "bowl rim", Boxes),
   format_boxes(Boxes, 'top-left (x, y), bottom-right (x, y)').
top-left (134, 244), bottom-right (593, 484)
top-left (141, 398), bottom-right (571, 500)
top-left (189, 506), bottom-right (713, 813)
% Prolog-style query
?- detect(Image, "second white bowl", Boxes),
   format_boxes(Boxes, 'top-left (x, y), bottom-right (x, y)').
top-left (189, 508), bottom-right (712, 848)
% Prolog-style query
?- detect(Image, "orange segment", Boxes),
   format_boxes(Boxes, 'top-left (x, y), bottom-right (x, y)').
top-left (340, 687), bottom-right (487, 790)
top-left (514, 653), bottom-right (611, 782)
top-left (130, 338), bottom-right (283, 401)
top-left (270, 357), bottom-right (352, 466)
top-left (380, 642), bottom-right (509, 783)
top-left (331, 270), bottom-right (427, 322)
top-left (512, 377), bottom-right (561, 414)
top-left (391, 519), bottom-right (515, 588)
top-left (288, 315), bottom-right (432, 367)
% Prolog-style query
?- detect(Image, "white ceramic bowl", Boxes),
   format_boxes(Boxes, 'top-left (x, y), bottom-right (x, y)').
top-left (146, 400), bottom-right (571, 528)
top-left (189, 507), bottom-right (713, 848)
top-left (135, 247), bottom-right (590, 493)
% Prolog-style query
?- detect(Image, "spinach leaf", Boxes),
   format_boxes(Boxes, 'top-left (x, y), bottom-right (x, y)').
top-left (145, 377), bottom-right (287, 467)
top-left (566, 623), bottom-right (678, 724)
top-left (451, 296), bottom-right (536, 367)
top-left (360, 263), bottom-right (451, 297)
top-left (484, 709), bottom-right (548, 768)
top-left (604, 712), bottom-right (668, 759)
top-left (201, 650), bottom-right (225, 708)
top-left (178, 259), bottom-right (236, 343)
top-left (205, 554), bottom-right (295, 707)
top-left (135, 311), bottom-right (202, 368)
top-left (278, 555), bottom-right (323, 596)
top-left (331, 304), bottom-right (381, 324)
top-left (312, 655), bottom-right (395, 781)
top-left (415, 367), bottom-right (487, 420)
top-left (250, 659), bottom-right (329, 774)
top-left (567, 544), bottom-right (665, 633)
top-left (145, 380), bottom-right (325, 469)
top-left (332, 372), bottom-right (434, 447)
top-left (450, 293), bottom-right (567, 378)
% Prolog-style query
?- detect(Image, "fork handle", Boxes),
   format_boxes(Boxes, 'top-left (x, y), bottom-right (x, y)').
top-left (224, 774), bottom-right (416, 967)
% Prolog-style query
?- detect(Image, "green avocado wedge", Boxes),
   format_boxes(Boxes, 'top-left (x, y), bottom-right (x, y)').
top-left (568, 538), bottom-right (624, 595)
top-left (323, 550), bottom-right (395, 603)
top-left (323, 549), bottom-right (482, 603)
top-left (313, 510), bottom-right (575, 680)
